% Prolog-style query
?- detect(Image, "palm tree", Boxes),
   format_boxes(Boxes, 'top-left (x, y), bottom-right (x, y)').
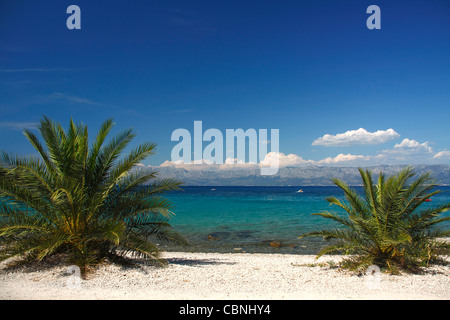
top-left (299, 167), bottom-right (450, 274)
top-left (0, 117), bottom-right (186, 273)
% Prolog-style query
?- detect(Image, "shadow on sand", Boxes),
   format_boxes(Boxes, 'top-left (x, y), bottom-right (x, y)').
top-left (165, 257), bottom-right (237, 267)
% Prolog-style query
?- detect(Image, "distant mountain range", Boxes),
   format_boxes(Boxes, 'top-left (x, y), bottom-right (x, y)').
top-left (148, 164), bottom-right (450, 186)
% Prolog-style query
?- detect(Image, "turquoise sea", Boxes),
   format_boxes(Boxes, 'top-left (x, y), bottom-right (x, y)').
top-left (162, 186), bottom-right (450, 254)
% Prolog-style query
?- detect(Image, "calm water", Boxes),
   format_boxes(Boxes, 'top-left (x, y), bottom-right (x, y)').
top-left (161, 186), bottom-right (450, 254)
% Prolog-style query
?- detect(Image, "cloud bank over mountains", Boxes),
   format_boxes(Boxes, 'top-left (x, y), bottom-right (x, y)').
top-left (142, 163), bottom-right (450, 186)
top-left (133, 127), bottom-right (450, 185)
top-left (157, 127), bottom-right (449, 170)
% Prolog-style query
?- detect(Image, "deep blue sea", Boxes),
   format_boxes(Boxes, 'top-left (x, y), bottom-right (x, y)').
top-left (161, 186), bottom-right (450, 254)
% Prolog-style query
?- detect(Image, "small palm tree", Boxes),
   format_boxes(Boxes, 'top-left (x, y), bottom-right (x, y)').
top-left (0, 117), bottom-right (186, 273)
top-left (299, 167), bottom-right (450, 274)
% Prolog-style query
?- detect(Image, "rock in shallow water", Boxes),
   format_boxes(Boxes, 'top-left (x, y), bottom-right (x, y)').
top-left (270, 241), bottom-right (281, 248)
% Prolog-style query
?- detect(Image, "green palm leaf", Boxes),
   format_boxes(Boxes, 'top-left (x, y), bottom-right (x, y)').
top-left (299, 167), bottom-right (450, 273)
top-left (0, 117), bottom-right (185, 273)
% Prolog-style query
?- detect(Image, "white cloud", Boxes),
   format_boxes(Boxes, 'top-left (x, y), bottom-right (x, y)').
top-left (259, 152), bottom-right (312, 167)
top-left (159, 152), bottom-right (368, 169)
top-left (224, 158), bottom-right (248, 165)
top-left (393, 138), bottom-right (432, 153)
top-left (0, 121), bottom-right (37, 131)
top-left (318, 153), bottom-right (370, 164)
top-left (160, 160), bottom-right (185, 167)
top-left (312, 128), bottom-right (400, 147)
top-left (156, 136), bottom-right (448, 171)
top-left (434, 151), bottom-right (450, 159)
top-left (158, 153), bottom-right (311, 171)
top-left (158, 158), bottom-right (258, 171)
top-left (366, 138), bottom-right (433, 165)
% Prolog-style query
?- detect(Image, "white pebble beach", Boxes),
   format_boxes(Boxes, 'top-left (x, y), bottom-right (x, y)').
top-left (1, 251), bottom-right (449, 300)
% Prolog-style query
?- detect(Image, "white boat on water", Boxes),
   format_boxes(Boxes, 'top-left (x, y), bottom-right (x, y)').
top-left (296, 189), bottom-right (304, 193)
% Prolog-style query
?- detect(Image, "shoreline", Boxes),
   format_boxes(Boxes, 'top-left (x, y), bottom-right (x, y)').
top-left (1, 251), bottom-right (449, 300)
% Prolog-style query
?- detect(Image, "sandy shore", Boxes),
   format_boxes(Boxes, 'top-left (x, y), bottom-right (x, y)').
top-left (1, 251), bottom-right (449, 300)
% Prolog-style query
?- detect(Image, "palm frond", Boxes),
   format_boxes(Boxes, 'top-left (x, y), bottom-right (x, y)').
top-left (299, 166), bottom-right (450, 273)
top-left (0, 116), bottom-right (185, 272)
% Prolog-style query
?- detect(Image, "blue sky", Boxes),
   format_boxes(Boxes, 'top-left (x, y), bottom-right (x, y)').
top-left (1, 0), bottom-right (450, 167)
